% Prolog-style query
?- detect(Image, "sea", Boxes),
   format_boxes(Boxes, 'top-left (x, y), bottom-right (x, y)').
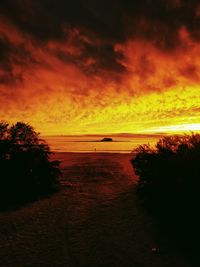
top-left (43, 135), bottom-right (160, 153)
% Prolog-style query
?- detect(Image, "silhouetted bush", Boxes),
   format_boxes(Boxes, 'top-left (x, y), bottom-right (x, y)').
top-left (0, 121), bottom-right (61, 210)
top-left (131, 134), bottom-right (200, 250)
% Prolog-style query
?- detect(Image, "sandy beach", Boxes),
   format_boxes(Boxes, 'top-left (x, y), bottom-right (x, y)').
top-left (0, 152), bottom-right (196, 267)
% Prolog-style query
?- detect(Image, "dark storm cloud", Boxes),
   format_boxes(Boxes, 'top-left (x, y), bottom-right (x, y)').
top-left (0, 35), bottom-right (35, 84)
top-left (1, 0), bottom-right (199, 44)
top-left (56, 43), bottom-right (126, 78)
top-left (0, 0), bottom-right (199, 82)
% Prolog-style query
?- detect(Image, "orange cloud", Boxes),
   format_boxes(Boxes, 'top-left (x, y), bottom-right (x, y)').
top-left (0, 6), bottom-right (200, 135)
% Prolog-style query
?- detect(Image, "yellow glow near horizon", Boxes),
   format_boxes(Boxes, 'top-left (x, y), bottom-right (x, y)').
top-left (31, 85), bottom-right (200, 135)
top-left (2, 84), bottom-right (199, 136)
top-left (141, 123), bottom-right (200, 134)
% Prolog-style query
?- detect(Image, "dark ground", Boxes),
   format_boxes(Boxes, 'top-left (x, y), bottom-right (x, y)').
top-left (0, 153), bottom-right (197, 267)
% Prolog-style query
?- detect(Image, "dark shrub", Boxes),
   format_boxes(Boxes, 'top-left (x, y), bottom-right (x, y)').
top-left (131, 134), bottom-right (200, 246)
top-left (0, 121), bottom-right (61, 210)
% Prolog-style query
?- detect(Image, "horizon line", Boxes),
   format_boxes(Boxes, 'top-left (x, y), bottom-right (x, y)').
top-left (41, 132), bottom-right (168, 137)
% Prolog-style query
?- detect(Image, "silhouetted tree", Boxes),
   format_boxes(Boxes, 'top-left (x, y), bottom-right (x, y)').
top-left (0, 121), bottom-right (61, 210)
top-left (132, 134), bottom-right (200, 204)
top-left (0, 121), bottom-right (8, 140)
top-left (10, 122), bottom-right (40, 145)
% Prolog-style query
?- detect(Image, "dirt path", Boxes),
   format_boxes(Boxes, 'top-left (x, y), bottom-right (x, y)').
top-left (0, 153), bottom-right (196, 267)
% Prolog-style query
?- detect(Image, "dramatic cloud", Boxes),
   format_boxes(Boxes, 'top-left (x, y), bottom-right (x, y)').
top-left (0, 0), bottom-right (200, 134)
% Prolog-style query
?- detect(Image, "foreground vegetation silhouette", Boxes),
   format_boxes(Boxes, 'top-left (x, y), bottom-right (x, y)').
top-left (131, 133), bottom-right (200, 256)
top-left (0, 121), bottom-right (61, 210)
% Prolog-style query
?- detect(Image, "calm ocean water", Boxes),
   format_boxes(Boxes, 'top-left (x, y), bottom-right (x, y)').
top-left (43, 135), bottom-right (160, 153)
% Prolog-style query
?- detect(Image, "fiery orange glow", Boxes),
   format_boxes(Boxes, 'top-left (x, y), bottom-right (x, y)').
top-left (0, 2), bottom-right (200, 136)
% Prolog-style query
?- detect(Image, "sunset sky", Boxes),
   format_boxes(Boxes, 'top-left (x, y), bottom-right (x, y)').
top-left (0, 0), bottom-right (200, 135)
